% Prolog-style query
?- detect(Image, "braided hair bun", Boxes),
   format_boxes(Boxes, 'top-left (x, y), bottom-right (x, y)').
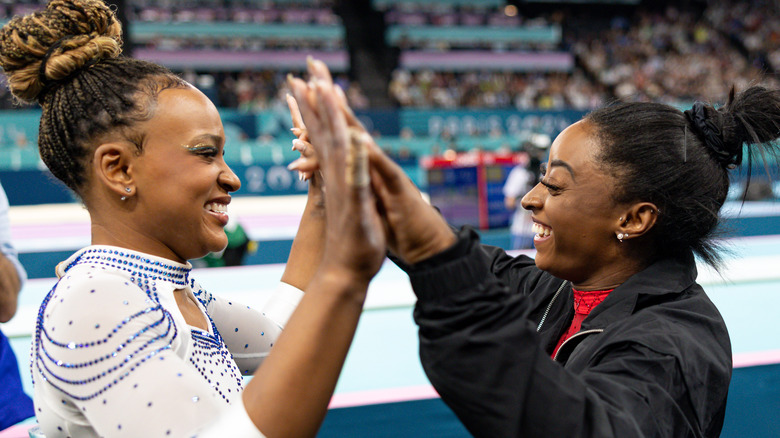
top-left (0, 0), bottom-right (122, 103)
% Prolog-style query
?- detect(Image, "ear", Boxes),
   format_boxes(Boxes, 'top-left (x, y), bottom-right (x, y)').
top-left (616, 202), bottom-right (660, 241)
top-left (92, 142), bottom-right (136, 199)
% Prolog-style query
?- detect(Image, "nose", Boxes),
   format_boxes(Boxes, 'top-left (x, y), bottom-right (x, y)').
top-left (520, 183), bottom-right (544, 211)
top-left (219, 162), bottom-right (241, 193)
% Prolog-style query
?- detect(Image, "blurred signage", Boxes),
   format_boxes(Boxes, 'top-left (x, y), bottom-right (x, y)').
top-left (401, 109), bottom-right (586, 138)
top-left (423, 151), bottom-right (525, 229)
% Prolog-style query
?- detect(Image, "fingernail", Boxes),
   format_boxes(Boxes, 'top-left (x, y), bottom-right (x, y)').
top-left (335, 84), bottom-right (346, 98)
top-left (299, 172), bottom-right (304, 181)
top-left (287, 159), bottom-right (302, 170)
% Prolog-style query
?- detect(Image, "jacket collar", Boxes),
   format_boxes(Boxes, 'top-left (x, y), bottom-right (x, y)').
top-left (581, 251), bottom-right (698, 329)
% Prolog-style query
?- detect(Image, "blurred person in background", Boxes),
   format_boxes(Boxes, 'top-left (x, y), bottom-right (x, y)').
top-left (503, 135), bottom-right (548, 250)
top-left (0, 180), bottom-right (34, 431)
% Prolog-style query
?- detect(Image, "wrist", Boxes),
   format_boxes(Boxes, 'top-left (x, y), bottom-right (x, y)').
top-left (407, 226), bottom-right (472, 269)
top-left (404, 227), bottom-right (458, 265)
top-left (311, 263), bottom-right (371, 300)
top-left (303, 189), bottom-right (326, 218)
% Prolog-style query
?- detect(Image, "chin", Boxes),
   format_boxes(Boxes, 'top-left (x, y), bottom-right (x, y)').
top-left (532, 252), bottom-right (551, 272)
top-left (184, 240), bottom-right (228, 262)
top-left (533, 253), bottom-right (567, 279)
top-left (208, 240), bottom-right (229, 255)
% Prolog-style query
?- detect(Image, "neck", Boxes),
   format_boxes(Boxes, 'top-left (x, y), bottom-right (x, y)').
top-left (90, 214), bottom-right (187, 264)
top-left (571, 246), bottom-right (652, 291)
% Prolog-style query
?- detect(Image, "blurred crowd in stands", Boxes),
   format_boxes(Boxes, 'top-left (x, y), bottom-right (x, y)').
top-left (571, 5), bottom-right (778, 104)
top-left (708, 1), bottom-right (780, 78)
top-left (128, 0), bottom-right (337, 24)
top-left (388, 70), bottom-right (605, 110)
top-left (179, 69), bottom-right (370, 112)
top-left (0, 1), bottom-right (777, 114)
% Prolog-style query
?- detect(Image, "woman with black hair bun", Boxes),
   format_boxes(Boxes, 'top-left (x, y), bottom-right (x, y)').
top-left (290, 61), bottom-right (780, 436)
top-left (0, 1), bottom-right (387, 437)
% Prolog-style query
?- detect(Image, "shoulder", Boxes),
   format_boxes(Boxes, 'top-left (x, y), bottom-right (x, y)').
top-left (51, 263), bottom-right (153, 312)
top-left (603, 284), bottom-right (731, 371)
top-left (34, 265), bottom-right (180, 400)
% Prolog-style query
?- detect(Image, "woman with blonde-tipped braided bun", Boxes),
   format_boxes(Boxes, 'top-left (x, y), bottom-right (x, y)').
top-left (0, 1), bottom-right (386, 437)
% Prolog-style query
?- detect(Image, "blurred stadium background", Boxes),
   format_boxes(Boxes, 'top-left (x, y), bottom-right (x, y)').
top-left (0, 0), bottom-right (779, 437)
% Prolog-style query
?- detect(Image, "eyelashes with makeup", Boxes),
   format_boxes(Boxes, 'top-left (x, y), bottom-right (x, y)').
top-left (183, 144), bottom-right (224, 158)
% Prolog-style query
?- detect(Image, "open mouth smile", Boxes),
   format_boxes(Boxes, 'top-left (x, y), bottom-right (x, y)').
top-left (532, 222), bottom-right (552, 241)
top-left (205, 201), bottom-right (229, 225)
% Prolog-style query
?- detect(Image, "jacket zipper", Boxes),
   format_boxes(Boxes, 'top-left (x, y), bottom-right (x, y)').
top-left (536, 280), bottom-right (568, 332)
top-left (553, 328), bottom-right (605, 362)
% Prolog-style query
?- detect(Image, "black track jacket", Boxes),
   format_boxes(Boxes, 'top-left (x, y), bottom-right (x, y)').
top-left (397, 227), bottom-right (732, 437)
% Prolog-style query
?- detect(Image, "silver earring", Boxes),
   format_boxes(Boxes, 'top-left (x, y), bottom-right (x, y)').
top-left (121, 187), bottom-right (131, 201)
top-left (120, 196), bottom-right (127, 201)
top-left (125, 187), bottom-right (132, 193)
top-left (617, 233), bottom-right (625, 242)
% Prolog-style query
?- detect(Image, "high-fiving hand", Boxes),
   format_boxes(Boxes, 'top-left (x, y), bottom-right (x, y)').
top-left (288, 58), bottom-right (386, 283)
top-left (288, 59), bottom-right (456, 265)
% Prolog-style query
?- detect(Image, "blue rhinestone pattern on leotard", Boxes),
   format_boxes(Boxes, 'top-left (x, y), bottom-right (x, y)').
top-left (32, 247), bottom-right (243, 404)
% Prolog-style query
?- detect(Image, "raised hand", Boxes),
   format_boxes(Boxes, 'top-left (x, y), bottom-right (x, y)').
top-left (287, 58), bottom-right (367, 181)
top-left (286, 93), bottom-right (319, 183)
top-left (366, 140), bottom-right (456, 264)
top-left (278, 93), bottom-right (326, 291)
top-left (290, 58), bottom-right (456, 265)
top-left (290, 61), bottom-right (386, 284)
top-left (242, 63), bottom-right (388, 438)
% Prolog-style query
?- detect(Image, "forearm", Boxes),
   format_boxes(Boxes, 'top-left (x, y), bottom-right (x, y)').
top-left (405, 227), bottom-right (556, 436)
top-left (280, 185), bottom-right (326, 291)
top-left (242, 266), bottom-right (367, 438)
top-left (0, 252), bottom-right (21, 322)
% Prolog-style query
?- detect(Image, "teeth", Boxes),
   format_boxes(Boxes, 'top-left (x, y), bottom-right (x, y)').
top-left (206, 203), bottom-right (228, 214)
top-left (532, 223), bottom-right (551, 237)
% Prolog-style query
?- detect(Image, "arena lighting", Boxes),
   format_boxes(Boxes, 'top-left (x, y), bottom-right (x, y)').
top-left (505, 4), bottom-right (519, 16)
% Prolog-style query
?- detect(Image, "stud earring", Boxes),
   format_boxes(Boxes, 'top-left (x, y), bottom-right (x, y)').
top-left (120, 187), bottom-right (131, 201)
top-left (617, 233), bottom-right (625, 242)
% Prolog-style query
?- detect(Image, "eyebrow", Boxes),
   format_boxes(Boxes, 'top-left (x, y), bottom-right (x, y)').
top-left (183, 134), bottom-right (224, 148)
top-left (548, 159), bottom-right (576, 181)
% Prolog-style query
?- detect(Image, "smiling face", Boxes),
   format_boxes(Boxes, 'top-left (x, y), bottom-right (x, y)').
top-left (128, 85), bottom-right (240, 263)
top-left (520, 120), bottom-right (627, 288)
